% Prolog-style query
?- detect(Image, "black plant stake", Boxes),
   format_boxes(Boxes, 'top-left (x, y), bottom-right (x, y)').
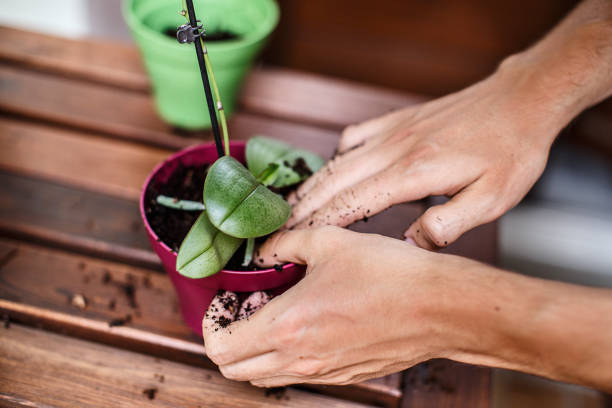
top-left (178, 0), bottom-right (226, 157)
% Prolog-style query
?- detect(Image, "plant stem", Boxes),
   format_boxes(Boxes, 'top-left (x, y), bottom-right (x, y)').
top-left (180, 0), bottom-right (230, 157)
top-left (242, 237), bottom-right (255, 267)
top-left (156, 195), bottom-right (205, 211)
top-left (181, 0), bottom-right (224, 157)
top-left (202, 49), bottom-right (230, 156)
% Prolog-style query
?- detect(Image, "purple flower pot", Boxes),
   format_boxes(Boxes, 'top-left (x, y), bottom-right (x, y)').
top-left (140, 141), bottom-right (305, 337)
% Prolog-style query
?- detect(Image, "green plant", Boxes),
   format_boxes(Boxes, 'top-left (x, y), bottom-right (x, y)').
top-left (164, 136), bottom-right (323, 278)
top-left (160, 2), bottom-right (323, 278)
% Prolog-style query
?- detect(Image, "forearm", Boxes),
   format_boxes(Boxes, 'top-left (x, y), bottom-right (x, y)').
top-left (436, 258), bottom-right (612, 391)
top-left (496, 0), bottom-right (612, 139)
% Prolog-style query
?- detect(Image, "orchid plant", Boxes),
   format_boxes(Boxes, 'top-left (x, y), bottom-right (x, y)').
top-left (158, 1), bottom-right (324, 279)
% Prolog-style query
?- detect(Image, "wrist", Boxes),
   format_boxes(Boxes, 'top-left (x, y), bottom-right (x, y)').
top-left (495, 19), bottom-right (612, 138)
top-left (434, 258), bottom-right (612, 390)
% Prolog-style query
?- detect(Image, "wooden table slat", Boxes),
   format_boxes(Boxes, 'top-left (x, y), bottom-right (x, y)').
top-left (0, 118), bottom-right (168, 201)
top-left (0, 26), bottom-right (424, 130)
top-left (0, 239), bottom-right (403, 407)
top-left (0, 324), bottom-right (373, 408)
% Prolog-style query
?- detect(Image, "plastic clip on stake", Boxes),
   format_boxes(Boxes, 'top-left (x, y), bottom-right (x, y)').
top-left (176, 21), bottom-right (205, 44)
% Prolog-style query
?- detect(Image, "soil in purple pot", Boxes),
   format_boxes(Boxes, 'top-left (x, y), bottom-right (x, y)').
top-left (144, 163), bottom-right (209, 253)
top-left (144, 163), bottom-right (302, 271)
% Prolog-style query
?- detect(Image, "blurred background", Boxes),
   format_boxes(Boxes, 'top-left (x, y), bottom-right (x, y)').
top-left (1, 0), bottom-right (610, 406)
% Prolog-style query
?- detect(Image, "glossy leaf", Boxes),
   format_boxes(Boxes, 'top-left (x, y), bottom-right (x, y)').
top-left (176, 211), bottom-right (243, 278)
top-left (204, 156), bottom-right (291, 238)
top-left (246, 136), bottom-right (325, 188)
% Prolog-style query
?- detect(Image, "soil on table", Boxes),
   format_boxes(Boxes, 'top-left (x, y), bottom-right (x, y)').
top-left (144, 163), bottom-right (300, 271)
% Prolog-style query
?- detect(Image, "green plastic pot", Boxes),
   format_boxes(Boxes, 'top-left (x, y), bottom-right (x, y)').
top-left (123, 0), bottom-right (279, 129)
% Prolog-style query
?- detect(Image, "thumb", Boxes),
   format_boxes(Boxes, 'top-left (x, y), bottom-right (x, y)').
top-left (404, 182), bottom-right (502, 250)
top-left (254, 226), bottom-right (342, 268)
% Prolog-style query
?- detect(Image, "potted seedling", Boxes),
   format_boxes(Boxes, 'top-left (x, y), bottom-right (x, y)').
top-left (139, 1), bottom-right (324, 336)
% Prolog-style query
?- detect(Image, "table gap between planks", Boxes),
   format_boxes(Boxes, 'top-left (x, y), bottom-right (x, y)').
top-left (0, 26), bottom-right (491, 407)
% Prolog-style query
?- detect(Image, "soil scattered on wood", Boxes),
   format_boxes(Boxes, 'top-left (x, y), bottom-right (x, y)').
top-left (142, 387), bottom-right (158, 400)
top-left (108, 314), bottom-right (132, 327)
top-left (265, 387), bottom-right (289, 400)
top-left (2, 313), bottom-right (10, 329)
top-left (102, 271), bottom-right (138, 309)
top-left (405, 361), bottom-right (455, 394)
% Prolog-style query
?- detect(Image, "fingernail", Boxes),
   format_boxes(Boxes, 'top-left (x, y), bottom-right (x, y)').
top-left (404, 236), bottom-right (417, 246)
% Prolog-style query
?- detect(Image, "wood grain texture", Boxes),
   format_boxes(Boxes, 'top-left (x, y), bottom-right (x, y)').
top-left (0, 118), bottom-right (169, 201)
top-left (0, 26), bottom-right (423, 130)
top-left (0, 239), bottom-right (402, 407)
top-left (0, 64), bottom-right (343, 152)
top-left (0, 171), bottom-right (159, 270)
top-left (0, 26), bottom-right (149, 92)
top-left (0, 64), bottom-right (197, 150)
top-left (0, 324), bottom-right (373, 408)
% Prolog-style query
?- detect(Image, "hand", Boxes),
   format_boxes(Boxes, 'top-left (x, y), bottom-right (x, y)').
top-left (285, 62), bottom-right (566, 250)
top-left (202, 226), bottom-right (461, 387)
top-left (202, 227), bottom-right (612, 391)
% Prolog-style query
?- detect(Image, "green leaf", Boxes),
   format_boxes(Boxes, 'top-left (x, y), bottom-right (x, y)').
top-left (246, 136), bottom-right (325, 188)
top-left (176, 211), bottom-right (243, 278)
top-left (204, 156), bottom-right (291, 238)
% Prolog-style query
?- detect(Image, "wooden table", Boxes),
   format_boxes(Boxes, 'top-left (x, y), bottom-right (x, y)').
top-left (0, 27), bottom-right (493, 407)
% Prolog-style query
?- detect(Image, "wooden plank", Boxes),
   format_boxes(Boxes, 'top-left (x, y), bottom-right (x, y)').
top-left (0, 171), bottom-right (160, 270)
top-left (0, 26), bottom-right (424, 130)
top-left (0, 26), bottom-right (149, 93)
top-left (0, 64), bottom-right (341, 152)
top-left (0, 118), bottom-right (169, 201)
top-left (239, 67), bottom-right (425, 130)
top-left (0, 239), bottom-right (402, 407)
top-left (401, 359), bottom-right (491, 408)
top-left (0, 64), bottom-right (198, 150)
top-left (0, 324), bottom-right (373, 408)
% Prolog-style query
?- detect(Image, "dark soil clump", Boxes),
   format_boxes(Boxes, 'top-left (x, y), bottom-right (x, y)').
top-left (108, 314), bottom-right (132, 327)
top-left (142, 387), bottom-right (158, 400)
top-left (265, 387), bottom-right (289, 400)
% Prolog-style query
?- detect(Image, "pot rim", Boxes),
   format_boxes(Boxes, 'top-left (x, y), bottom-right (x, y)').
top-left (139, 141), bottom-right (298, 277)
top-left (122, 0), bottom-right (280, 54)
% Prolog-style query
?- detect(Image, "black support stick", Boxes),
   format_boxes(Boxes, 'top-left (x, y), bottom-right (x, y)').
top-left (184, 0), bottom-right (224, 157)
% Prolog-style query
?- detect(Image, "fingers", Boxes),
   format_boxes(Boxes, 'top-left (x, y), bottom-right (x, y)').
top-left (291, 166), bottom-right (431, 230)
top-left (287, 136), bottom-right (415, 228)
top-left (203, 291), bottom-right (275, 366)
top-left (404, 179), bottom-right (503, 250)
top-left (255, 226), bottom-right (345, 267)
top-left (287, 135), bottom-right (385, 206)
top-left (337, 106), bottom-right (414, 153)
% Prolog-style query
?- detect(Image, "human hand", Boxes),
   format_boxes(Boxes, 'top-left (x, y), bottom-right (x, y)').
top-left (202, 226), bottom-right (467, 387)
top-left (285, 63), bottom-right (567, 250)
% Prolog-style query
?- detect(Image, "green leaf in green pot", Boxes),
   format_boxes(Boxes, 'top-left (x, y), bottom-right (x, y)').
top-left (204, 156), bottom-right (291, 238)
top-left (246, 136), bottom-right (325, 188)
top-left (176, 211), bottom-right (243, 278)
